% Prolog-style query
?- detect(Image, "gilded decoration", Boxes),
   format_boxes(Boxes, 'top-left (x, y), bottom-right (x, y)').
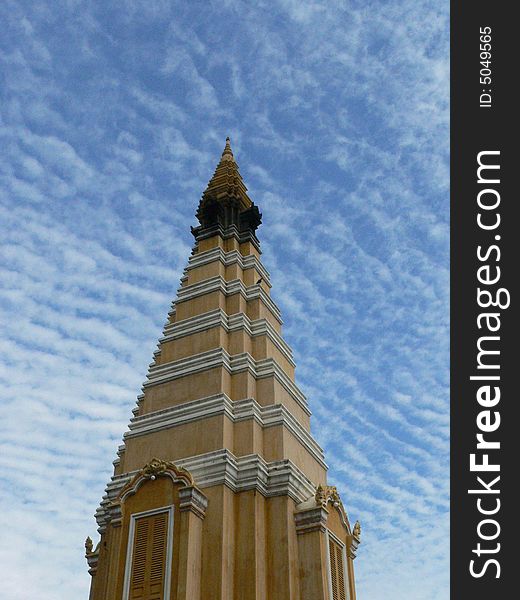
top-left (116, 457), bottom-right (195, 505)
top-left (315, 484), bottom-right (341, 507)
top-left (353, 520), bottom-right (361, 540)
top-left (84, 536), bottom-right (93, 556)
top-left (141, 457), bottom-right (193, 482)
top-left (314, 484), bottom-right (355, 536)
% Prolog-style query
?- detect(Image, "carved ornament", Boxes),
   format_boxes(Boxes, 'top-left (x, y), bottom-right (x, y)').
top-left (315, 484), bottom-right (341, 508)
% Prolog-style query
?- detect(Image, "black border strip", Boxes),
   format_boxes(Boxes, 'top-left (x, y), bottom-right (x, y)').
top-left (451, 3), bottom-right (515, 597)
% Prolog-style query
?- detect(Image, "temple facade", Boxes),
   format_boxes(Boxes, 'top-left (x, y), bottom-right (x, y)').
top-left (86, 138), bottom-right (360, 600)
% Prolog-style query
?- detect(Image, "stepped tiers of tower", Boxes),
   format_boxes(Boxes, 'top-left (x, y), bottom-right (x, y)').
top-left (86, 138), bottom-right (360, 600)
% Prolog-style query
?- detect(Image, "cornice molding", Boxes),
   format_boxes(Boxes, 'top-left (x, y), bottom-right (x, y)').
top-left (143, 348), bottom-right (308, 412)
top-left (159, 309), bottom-right (294, 366)
top-left (192, 223), bottom-right (261, 253)
top-left (174, 276), bottom-right (283, 324)
top-left (294, 506), bottom-right (329, 534)
top-left (124, 394), bottom-right (321, 462)
top-left (185, 247), bottom-right (271, 287)
top-left (95, 450), bottom-right (317, 533)
top-left (178, 485), bottom-right (208, 520)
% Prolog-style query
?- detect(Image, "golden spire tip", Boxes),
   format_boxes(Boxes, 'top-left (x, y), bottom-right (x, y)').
top-left (221, 136), bottom-right (234, 160)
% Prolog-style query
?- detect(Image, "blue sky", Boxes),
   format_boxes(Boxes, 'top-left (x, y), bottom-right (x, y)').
top-left (0, 1), bottom-right (449, 598)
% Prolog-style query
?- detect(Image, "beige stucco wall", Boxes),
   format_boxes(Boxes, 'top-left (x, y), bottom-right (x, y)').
top-left (89, 227), bottom-right (356, 600)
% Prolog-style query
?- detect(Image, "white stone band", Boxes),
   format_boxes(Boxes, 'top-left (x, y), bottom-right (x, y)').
top-left (159, 309), bottom-right (294, 366)
top-left (174, 276), bottom-right (283, 324)
top-left (143, 348), bottom-right (308, 412)
top-left (185, 247), bottom-right (272, 286)
top-left (124, 394), bottom-right (322, 463)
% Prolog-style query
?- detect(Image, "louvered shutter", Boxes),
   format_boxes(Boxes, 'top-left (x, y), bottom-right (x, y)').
top-left (129, 511), bottom-right (169, 600)
top-left (329, 537), bottom-right (347, 600)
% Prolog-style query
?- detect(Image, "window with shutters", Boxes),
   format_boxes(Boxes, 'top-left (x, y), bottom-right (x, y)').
top-left (328, 534), bottom-right (348, 600)
top-left (123, 507), bottom-right (174, 600)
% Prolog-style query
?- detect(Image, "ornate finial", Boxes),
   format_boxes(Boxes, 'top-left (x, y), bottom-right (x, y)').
top-left (221, 136), bottom-right (234, 161)
top-left (85, 536), bottom-right (93, 555)
top-left (139, 457), bottom-right (195, 485)
top-left (142, 457), bottom-right (170, 478)
top-left (315, 484), bottom-right (341, 507)
top-left (353, 520), bottom-right (361, 539)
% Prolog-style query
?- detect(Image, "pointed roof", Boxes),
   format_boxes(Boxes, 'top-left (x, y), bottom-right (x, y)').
top-left (193, 136), bottom-right (262, 243)
top-left (201, 137), bottom-right (253, 210)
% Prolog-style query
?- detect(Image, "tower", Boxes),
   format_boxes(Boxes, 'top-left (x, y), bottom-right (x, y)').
top-left (86, 138), bottom-right (360, 600)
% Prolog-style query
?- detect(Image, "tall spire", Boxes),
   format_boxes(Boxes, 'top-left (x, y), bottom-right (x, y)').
top-left (86, 138), bottom-right (360, 600)
top-left (193, 136), bottom-right (262, 244)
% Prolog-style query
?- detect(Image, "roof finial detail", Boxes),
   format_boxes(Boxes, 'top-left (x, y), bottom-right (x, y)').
top-left (200, 136), bottom-right (249, 206)
top-left (221, 136), bottom-right (234, 162)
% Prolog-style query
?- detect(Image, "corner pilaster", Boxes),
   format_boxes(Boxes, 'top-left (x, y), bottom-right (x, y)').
top-left (295, 505), bottom-right (330, 600)
top-left (176, 486), bottom-right (208, 600)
